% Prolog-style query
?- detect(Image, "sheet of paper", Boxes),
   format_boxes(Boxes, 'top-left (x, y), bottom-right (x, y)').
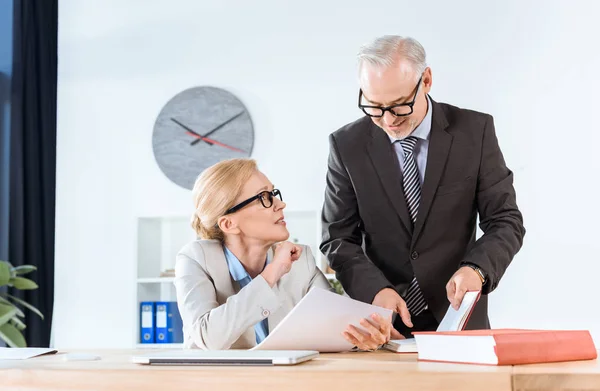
top-left (252, 287), bottom-right (393, 353)
top-left (0, 347), bottom-right (57, 360)
top-left (436, 290), bottom-right (480, 332)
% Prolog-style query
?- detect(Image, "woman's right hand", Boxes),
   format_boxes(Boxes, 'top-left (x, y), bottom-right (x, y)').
top-left (261, 241), bottom-right (302, 287)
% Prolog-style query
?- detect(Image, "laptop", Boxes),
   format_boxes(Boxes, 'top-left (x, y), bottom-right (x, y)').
top-left (131, 350), bottom-right (319, 366)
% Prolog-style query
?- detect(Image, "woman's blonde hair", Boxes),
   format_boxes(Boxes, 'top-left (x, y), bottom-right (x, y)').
top-left (191, 158), bottom-right (258, 241)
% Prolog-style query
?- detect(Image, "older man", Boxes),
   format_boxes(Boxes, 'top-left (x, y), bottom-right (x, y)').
top-left (320, 35), bottom-right (525, 338)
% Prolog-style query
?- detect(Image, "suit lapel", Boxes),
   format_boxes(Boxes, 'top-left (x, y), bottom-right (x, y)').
top-left (204, 240), bottom-right (259, 347)
top-left (367, 125), bottom-right (413, 235)
top-left (412, 100), bottom-right (452, 246)
top-left (203, 240), bottom-right (237, 299)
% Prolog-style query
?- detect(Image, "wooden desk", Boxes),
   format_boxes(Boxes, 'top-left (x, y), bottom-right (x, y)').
top-left (3, 349), bottom-right (599, 391)
top-left (513, 357), bottom-right (600, 391)
top-left (1, 350), bottom-right (512, 391)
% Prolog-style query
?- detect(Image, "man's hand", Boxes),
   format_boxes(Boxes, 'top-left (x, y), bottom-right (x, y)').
top-left (372, 288), bottom-right (413, 328)
top-left (446, 266), bottom-right (483, 310)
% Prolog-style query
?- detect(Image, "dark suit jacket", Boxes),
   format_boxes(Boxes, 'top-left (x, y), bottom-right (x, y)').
top-left (320, 97), bottom-right (525, 329)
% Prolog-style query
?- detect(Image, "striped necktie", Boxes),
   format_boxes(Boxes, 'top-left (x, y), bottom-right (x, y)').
top-left (397, 136), bottom-right (427, 316)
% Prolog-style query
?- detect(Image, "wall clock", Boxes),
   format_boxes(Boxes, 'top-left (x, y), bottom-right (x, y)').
top-left (152, 86), bottom-right (254, 190)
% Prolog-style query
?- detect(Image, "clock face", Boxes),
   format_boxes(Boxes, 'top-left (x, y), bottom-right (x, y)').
top-left (152, 86), bottom-right (254, 190)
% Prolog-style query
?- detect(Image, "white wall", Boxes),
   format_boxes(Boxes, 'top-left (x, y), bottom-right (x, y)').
top-left (54, 0), bottom-right (600, 348)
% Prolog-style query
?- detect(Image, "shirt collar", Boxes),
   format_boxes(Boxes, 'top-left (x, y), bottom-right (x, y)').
top-left (223, 246), bottom-right (270, 282)
top-left (387, 95), bottom-right (432, 143)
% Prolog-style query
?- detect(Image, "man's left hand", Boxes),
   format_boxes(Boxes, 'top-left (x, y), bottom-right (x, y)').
top-left (446, 266), bottom-right (483, 310)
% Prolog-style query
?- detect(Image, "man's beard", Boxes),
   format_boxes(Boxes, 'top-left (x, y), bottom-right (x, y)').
top-left (389, 117), bottom-right (417, 138)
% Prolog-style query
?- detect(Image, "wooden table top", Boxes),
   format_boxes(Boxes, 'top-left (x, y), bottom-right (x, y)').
top-left (512, 356), bottom-right (600, 391)
top-left (1, 349), bottom-right (513, 391)
top-left (1, 349), bottom-right (599, 391)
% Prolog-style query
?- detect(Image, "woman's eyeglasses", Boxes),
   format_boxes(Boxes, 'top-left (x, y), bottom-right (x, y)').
top-left (223, 189), bottom-right (283, 215)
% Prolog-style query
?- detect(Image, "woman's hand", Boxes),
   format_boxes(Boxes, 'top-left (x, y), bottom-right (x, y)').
top-left (342, 313), bottom-right (401, 351)
top-left (260, 241), bottom-right (302, 287)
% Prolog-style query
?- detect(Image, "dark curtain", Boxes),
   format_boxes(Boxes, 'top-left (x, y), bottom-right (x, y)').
top-left (0, 71), bottom-right (9, 262)
top-left (0, 71), bottom-right (8, 348)
top-left (9, 0), bottom-right (58, 347)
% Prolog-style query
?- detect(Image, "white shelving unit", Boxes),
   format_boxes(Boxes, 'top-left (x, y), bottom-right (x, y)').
top-left (137, 277), bottom-right (175, 284)
top-left (134, 210), bottom-right (329, 348)
top-left (135, 343), bottom-right (184, 349)
top-left (134, 216), bottom-right (195, 349)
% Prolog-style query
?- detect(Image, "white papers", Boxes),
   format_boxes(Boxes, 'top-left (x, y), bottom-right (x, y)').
top-left (0, 347), bottom-right (57, 360)
top-left (252, 287), bottom-right (393, 353)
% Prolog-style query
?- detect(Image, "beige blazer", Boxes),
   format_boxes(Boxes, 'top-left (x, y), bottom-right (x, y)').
top-left (173, 239), bottom-right (332, 350)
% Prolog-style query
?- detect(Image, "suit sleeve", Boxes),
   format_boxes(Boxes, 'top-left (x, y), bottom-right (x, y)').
top-left (320, 134), bottom-right (393, 304)
top-left (174, 249), bottom-right (281, 350)
top-left (461, 115), bottom-right (526, 294)
top-left (304, 246), bottom-right (335, 292)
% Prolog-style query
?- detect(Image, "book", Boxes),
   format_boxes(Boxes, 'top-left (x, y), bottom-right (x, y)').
top-left (383, 290), bottom-right (480, 353)
top-left (383, 338), bottom-right (418, 353)
top-left (413, 329), bottom-right (598, 365)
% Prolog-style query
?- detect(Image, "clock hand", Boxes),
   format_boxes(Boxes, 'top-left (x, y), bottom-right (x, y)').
top-left (187, 133), bottom-right (246, 153)
top-left (170, 118), bottom-right (214, 146)
top-left (170, 117), bottom-right (246, 153)
top-left (190, 111), bottom-right (245, 146)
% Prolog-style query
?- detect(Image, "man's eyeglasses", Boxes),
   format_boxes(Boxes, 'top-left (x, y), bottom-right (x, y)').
top-left (358, 74), bottom-right (423, 118)
top-left (224, 189), bottom-right (283, 215)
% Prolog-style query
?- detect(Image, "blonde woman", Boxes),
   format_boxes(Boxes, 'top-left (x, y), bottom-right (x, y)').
top-left (174, 158), bottom-right (397, 351)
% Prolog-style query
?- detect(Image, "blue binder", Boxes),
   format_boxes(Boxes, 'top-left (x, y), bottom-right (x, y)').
top-left (139, 302), bottom-right (155, 344)
top-left (155, 301), bottom-right (183, 343)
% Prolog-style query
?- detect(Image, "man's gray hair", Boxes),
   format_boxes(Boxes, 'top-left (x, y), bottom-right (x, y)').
top-left (357, 35), bottom-right (427, 80)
